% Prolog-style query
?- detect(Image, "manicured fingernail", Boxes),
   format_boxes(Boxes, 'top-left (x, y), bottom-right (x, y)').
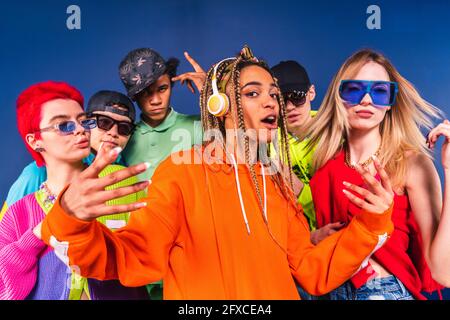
top-left (144, 162), bottom-right (151, 169)
top-left (111, 147), bottom-right (122, 156)
top-left (136, 202), bottom-right (147, 208)
top-left (343, 181), bottom-right (350, 186)
top-left (343, 189), bottom-right (349, 194)
top-left (148, 179), bottom-right (152, 184)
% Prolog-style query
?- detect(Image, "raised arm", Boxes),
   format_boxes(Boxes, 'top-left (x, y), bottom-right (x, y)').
top-left (419, 120), bottom-right (450, 286)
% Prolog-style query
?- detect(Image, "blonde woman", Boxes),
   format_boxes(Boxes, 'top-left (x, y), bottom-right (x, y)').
top-left (306, 49), bottom-right (449, 300)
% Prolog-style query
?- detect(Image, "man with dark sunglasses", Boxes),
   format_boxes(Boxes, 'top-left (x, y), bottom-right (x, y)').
top-left (272, 60), bottom-right (317, 136)
top-left (85, 90), bottom-right (136, 164)
top-left (271, 61), bottom-right (344, 301)
top-left (271, 60), bottom-right (322, 301)
top-left (271, 60), bottom-right (318, 229)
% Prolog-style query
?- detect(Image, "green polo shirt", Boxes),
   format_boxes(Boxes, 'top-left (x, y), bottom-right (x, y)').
top-left (123, 108), bottom-right (203, 182)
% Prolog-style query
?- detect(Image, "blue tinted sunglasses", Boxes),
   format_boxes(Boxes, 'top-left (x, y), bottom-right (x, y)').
top-left (339, 80), bottom-right (398, 107)
top-left (39, 118), bottom-right (97, 135)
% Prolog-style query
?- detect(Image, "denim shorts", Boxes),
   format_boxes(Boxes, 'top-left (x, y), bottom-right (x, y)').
top-left (327, 275), bottom-right (414, 300)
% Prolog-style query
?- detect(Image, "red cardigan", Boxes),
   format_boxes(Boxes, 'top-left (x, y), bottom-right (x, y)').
top-left (310, 150), bottom-right (441, 300)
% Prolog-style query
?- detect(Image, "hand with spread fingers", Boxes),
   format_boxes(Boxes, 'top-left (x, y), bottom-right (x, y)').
top-left (60, 145), bottom-right (150, 221)
top-left (427, 119), bottom-right (450, 170)
top-left (172, 51), bottom-right (206, 94)
top-left (342, 156), bottom-right (394, 214)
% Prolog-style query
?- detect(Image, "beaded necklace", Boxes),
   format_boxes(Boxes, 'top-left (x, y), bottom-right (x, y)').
top-left (39, 182), bottom-right (57, 209)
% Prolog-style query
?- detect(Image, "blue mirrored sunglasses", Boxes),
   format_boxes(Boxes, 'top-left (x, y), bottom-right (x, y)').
top-left (339, 80), bottom-right (398, 107)
top-left (39, 118), bottom-right (97, 135)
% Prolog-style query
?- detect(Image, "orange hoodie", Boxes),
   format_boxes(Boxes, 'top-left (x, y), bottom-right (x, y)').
top-left (41, 147), bottom-right (394, 299)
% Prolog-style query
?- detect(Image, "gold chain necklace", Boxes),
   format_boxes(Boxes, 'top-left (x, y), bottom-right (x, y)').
top-left (345, 145), bottom-right (381, 169)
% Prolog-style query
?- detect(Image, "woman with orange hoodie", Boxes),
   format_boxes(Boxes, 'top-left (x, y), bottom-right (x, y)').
top-left (38, 47), bottom-right (394, 299)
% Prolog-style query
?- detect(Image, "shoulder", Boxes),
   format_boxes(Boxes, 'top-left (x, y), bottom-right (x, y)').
top-left (6, 193), bottom-right (40, 219)
top-left (156, 146), bottom-right (204, 176)
top-left (405, 151), bottom-right (435, 171)
top-left (6, 162), bottom-right (46, 206)
top-left (175, 112), bottom-right (201, 125)
top-left (404, 151), bottom-right (438, 187)
top-left (19, 161), bottom-right (46, 177)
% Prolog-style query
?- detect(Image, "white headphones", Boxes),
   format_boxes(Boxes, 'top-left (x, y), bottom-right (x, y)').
top-left (207, 57), bottom-right (234, 117)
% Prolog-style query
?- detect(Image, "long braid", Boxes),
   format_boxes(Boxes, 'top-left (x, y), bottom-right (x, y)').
top-left (277, 92), bottom-right (297, 204)
top-left (231, 57), bottom-right (265, 214)
top-left (200, 53), bottom-right (296, 217)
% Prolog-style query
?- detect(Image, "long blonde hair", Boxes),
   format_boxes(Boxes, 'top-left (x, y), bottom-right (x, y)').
top-left (304, 49), bottom-right (443, 188)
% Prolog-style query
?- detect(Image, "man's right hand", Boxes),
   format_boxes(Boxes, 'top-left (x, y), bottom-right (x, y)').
top-left (60, 145), bottom-right (150, 221)
top-left (172, 52), bottom-right (206, 94)
top-left (310, 222), bottom-right (346, 245)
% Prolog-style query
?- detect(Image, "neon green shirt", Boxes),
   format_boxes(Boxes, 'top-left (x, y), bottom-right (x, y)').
top-left (272, 111), bottom-right (317, 230)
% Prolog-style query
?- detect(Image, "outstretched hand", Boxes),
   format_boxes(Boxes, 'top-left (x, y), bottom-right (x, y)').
top-left (172, 52), bottom-right (206, 94)
top-left (60, 145), bottom-right (150, 221)
top-left (343, 156), bottom-right (394, 214)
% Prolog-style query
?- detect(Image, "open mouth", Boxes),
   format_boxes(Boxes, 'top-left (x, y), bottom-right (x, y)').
top-left (261, 115), bottom-right (278, 128)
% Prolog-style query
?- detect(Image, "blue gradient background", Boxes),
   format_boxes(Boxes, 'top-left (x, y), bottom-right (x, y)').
top-left (0, 0), bottom-right (449, 298)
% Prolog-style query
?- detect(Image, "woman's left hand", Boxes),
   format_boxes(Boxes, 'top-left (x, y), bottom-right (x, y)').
top-left (427, 119), bottom-right (450, 170)
top-left (343, 157), bottom-right (394, 214)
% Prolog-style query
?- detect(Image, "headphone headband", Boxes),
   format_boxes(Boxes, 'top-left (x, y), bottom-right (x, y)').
top-left (211, 57), bottom-right (235, 95)
top-left (207, 57), bottom-right (235, 117)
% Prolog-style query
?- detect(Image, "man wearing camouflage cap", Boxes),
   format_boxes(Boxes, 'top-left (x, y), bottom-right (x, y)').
top-left (119, 48), bottom-right (203, 183)
top-left (118, 48), bottom-right (204, 300)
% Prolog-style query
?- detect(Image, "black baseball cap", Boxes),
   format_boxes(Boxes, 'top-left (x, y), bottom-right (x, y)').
top-left (271, 60), bottom-right (311, 93)
top-left (87, 90), bottom-right (136, 122)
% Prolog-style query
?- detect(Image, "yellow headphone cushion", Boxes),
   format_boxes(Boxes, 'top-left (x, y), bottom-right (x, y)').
top-left (207, 93), bottom-right (229, 117)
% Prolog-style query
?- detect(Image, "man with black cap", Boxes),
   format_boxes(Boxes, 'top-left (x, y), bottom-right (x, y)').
top-left (85, 90), bottom-right (136, 164)
top-left (271, 61), bottom-right (345, 300)
top-left (271, 60), bottom-right (317, 136)
top-left (271, 60), bottom-right (318, 230)
top-left (118, 48), bottom-right (203, 182)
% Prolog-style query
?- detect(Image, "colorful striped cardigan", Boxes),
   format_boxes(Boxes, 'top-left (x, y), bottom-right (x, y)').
top-left (0, 164), bottom-right (148, 300)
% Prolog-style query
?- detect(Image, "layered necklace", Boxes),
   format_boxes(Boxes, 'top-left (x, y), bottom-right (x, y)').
top-left (344, 145), bottom-right (381, 169)
top-left (39, 182), bottom-right (57, 209)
